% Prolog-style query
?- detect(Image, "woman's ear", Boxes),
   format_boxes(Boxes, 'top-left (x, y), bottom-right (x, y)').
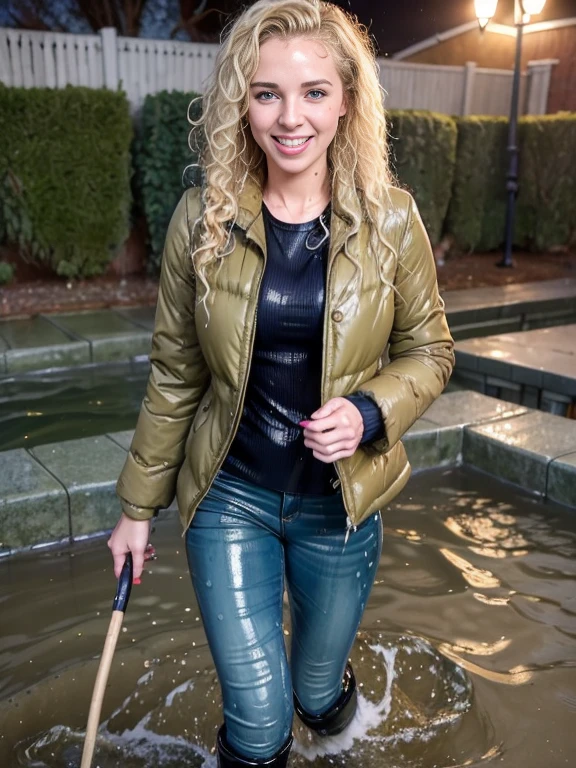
top-left (339, 95), bottom-right (348, 118)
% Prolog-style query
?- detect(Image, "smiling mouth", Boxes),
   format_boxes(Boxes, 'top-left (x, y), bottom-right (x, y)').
top-left (274, 137), bottom-right (311, 147)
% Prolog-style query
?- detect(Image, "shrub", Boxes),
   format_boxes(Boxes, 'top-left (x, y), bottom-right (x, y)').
top-left (387, 110), bottom-right (458, 245)
top-left (0, 261), bottom-right (14, 285)
top-left (516, 113), bottom-right (576, 250)
top-left (446, 113), bottom-right (576, 252)
top-left (446, 116), bottom-right (508, 252)
top-left (0, 86), bottom-right (132, 278)
top-left (133, 90), bottom-right (202, 273)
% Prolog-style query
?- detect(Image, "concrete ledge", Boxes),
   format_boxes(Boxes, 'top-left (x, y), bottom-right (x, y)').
top-left (444, 278), bottom-right (576, 340)
top-left (0, 449), bottom-right (69, 553)
top-left (404, 391), bottom-right (528, 469)
top-left (31, 436), bottom-right (130, 538)
top-left (1, 392), bottom-right (575, 558)
top-left (452, 324), bottom-right (576, 416)
top-left (0, 308), bottom-right (154, 375)
top-left (462, 410), bottom-right (576, 496)
top-left (548, 453), bottom-right (576, 507)
top-left (2, 279), bottom-right (576, 376)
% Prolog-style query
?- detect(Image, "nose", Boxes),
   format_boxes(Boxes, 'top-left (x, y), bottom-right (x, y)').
top-left (278, 96), bottom-right (304, 130)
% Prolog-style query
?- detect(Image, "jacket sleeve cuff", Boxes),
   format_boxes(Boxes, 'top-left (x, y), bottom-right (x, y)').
top-left (344, 393), bottom-right (386, 445)
top-left (120, 497), bottom-right (157, 522)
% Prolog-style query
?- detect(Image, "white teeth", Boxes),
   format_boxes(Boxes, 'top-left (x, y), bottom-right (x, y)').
top-left (276, 137), bottom-right (309, 147)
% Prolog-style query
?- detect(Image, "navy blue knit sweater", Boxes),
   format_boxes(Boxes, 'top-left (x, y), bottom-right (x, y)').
top-left (223, 204), bottom-right (384, 495)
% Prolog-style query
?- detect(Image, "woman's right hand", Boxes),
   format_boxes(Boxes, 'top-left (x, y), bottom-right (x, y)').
top-left (107, 513), bottom-right (152, 582)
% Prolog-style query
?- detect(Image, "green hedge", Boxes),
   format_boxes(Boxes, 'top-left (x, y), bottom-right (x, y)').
top-left (516, 113), bottom-right (576, 250)
top-left (0, 86), bottom-right (132, 278)
top-left (0, 261), bottom-right (14, 285)
top-left (447, 113), bottom-right (576, 252)
top-left (446, 116), bottom-right (508, 251)
top-left (134, 90), bottom-right (202, 273)
top-left (388, 110), bottom-right (458, 245)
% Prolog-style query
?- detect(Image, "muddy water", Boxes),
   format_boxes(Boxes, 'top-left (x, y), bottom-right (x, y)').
top-left (0, 467), bottom-right (575, 767)
top-left (0, 362), bottom-right (148, 452)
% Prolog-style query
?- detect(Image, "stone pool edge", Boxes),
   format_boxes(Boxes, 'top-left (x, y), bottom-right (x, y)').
top-left (1, 391), bottom-right (575, 558)
top-left (2, 278), bottom-right (576, 376)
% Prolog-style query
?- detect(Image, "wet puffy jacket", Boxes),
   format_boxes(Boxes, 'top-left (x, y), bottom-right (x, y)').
top-left (116, 180), bottom-right (454, 530)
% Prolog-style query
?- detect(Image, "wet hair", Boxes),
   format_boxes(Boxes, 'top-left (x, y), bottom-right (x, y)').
top-left (189, 0), bottom-right (396, 301)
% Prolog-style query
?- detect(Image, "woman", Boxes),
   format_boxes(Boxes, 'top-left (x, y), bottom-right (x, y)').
top-left (108, 1), bottom-right (454, 765)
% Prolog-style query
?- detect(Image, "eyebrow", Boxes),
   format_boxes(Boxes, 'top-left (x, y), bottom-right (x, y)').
top-left (250, 79), bottom-right (333, 89)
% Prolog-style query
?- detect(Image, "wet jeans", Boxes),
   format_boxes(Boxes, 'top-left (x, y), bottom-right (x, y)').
top-left (185, 469), bottom-right (382, 760)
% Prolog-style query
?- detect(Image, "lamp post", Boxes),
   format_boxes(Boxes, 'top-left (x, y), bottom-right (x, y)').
top-left (474, 0), bottom-right (547, 268)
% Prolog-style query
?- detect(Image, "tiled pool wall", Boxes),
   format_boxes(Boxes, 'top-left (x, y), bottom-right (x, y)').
top-left (1, 391), bottom-right (575, 558)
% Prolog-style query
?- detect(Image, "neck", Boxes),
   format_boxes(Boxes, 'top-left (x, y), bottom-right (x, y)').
top-left (263, 157), bottom-right (331, 223)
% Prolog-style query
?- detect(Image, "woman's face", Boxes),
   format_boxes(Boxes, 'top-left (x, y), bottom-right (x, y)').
top-left (247, 36), bottom-right (347, 179)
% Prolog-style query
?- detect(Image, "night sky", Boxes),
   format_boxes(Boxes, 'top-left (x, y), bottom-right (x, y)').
top-left (336, 0), bottom-right (576, 55)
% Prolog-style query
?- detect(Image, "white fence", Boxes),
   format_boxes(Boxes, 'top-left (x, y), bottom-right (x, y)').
top-left (378, 58), bottom-right (556, 117)
top-left (0, 27), bottom-right (218, 110)
top-left (0, 26), bottom-right (555, 116)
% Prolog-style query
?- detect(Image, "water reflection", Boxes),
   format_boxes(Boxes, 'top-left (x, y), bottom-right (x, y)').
top-left (15, 632), bottom-right (483, 768)
top-left (2, 468), bottom-right (575, 767)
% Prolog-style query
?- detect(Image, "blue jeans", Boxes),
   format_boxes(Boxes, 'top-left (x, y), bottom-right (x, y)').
top-left (185, 469), bottom-right (382, 760)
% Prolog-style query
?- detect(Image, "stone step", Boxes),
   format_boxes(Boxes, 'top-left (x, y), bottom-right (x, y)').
top-left (452, 324), bottom-right (576, 417)
top-left (1, 392), bottom-right (575, 557)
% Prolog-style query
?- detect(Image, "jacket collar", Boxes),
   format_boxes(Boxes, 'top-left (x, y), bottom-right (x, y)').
top-left (235, 175), bottom-right (360, 259)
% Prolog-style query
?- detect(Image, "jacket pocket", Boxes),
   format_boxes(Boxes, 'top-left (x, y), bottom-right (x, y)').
top-left (192, 389), bottom-right (213, 433)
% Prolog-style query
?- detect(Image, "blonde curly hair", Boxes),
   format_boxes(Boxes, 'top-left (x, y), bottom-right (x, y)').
top-left (189, 0), bottom-right (396, 298)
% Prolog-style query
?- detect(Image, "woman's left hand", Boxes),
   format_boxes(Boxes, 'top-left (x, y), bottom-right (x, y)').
top-left (300, 397), bottom-right (363, 463)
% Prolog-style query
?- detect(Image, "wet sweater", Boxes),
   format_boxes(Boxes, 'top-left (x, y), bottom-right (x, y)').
top-left (223, 204), bottom-right (384, 495)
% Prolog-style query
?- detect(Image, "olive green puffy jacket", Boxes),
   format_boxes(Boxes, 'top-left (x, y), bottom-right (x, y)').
top-left (116, 180), bottom-right (454, 530)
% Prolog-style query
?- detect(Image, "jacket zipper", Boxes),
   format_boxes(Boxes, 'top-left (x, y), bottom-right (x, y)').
top-left (185, 247), bottom-right (265, 525)
top-left (321, 231), bottom-right (356, 539)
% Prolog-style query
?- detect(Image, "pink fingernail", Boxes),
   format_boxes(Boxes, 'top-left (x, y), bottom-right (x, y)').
top-left (299, 420), bottom-right (311, 427)
top-left (133, 577), bottom-right (141, 585)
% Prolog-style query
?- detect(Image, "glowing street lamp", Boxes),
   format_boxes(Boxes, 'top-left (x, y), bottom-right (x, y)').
top-left (474, 0), bottom-right (498, 31)
top-left (522, 0), bottom-right (546, 15)
top-left (474, 0), bottom-right (547, 267)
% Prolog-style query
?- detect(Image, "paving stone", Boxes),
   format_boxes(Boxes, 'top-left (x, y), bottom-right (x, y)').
top-left (463, 410), bottom-right (576, 495)
top-left (404, 426), bottom-right (461, 470)
top-left (48, 310), bottom-right (152, 363)
top-left (0, 448), bottom-right (69, 550)
top-left (31, 436), bottom-right (127, 538)
top-left (114, 306), bottom-right (156, 331)
top-left (0, 315), bottom-right (90, 373)
top-left (547, 452), bottom-right (576, 507)
top-left (0, 316), bottom-right (73, 348)
top-left (422, 391), bottom-right (527, 428)
top-left (107, 430), bottom-right (135, 451)
top-left (455, 326), bottom-right (576, 403)
top-left (443, 278), bottom-right (576, 329)
top-left (406, 418), bottom-right (438, 434)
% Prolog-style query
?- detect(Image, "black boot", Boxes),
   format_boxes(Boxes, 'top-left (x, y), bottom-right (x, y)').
top-left (293, 662), bottom-right (358, 737)
top-left (216, 725), bottom-right (292, 767)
